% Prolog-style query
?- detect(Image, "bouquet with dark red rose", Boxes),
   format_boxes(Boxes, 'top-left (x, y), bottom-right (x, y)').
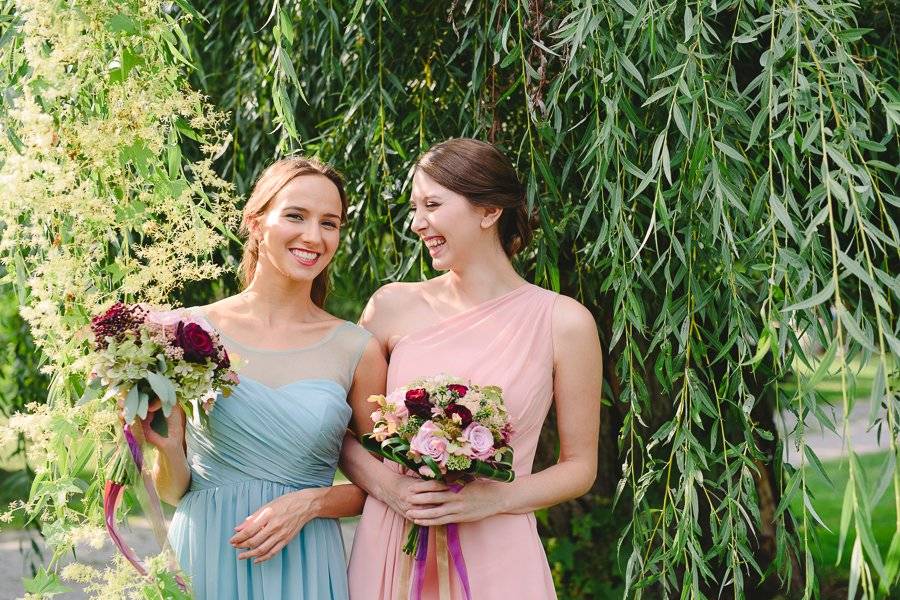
top-left (82, 302), bottom-right (238, 584)
top-left (361, 374), bottom-right (514, 600)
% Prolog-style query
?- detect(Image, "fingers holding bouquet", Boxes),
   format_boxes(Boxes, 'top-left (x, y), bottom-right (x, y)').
top-left (138, 400), bottom-right (186, 451)
top-left (405, 479), bottom-right (507, 526)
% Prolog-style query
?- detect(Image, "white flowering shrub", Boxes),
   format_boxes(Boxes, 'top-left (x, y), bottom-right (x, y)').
top-left (0, 0), bottom-right (239, 594)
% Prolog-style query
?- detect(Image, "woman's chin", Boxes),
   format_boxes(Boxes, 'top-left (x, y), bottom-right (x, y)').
top-left (429, 256), bottom-right (452, 271)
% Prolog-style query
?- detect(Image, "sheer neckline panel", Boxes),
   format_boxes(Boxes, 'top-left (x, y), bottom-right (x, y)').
top-left (199, 309), bottom-right (352, 354)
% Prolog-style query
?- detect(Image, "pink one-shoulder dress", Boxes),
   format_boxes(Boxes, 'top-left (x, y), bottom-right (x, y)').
top-left (348, 283), bottom-right (559, 599)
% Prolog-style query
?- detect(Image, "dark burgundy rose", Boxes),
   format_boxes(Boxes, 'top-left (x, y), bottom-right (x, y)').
top-left (447, 384), bottom-right (468, 397)
top-left (176, 322), bottom-right (215, 363)
top-left (404, 388), bottom-right (432, 419)
top-left (445, 403), bottom-right (473, 427)
top-left (500, 423), bottom-right (513, 446)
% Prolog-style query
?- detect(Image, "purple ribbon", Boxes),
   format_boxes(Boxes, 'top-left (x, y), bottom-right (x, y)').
top-left (446, 522), bottom-right (472, 600)
top-left (409, 483), bottom-right (472, 600)
top-left (411, 524), bottom-right (429, 600)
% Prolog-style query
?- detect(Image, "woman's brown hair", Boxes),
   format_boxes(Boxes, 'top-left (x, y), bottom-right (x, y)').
top-left (415, 138), bottom-right (532, 257)
top-left (239, 156), bottom-right (348, 307)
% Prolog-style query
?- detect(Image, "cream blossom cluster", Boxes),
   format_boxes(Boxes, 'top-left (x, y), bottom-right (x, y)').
top-left (0, 0), bottom-right (240, 594)
top-left (1, 0), bottom-right (239, 370)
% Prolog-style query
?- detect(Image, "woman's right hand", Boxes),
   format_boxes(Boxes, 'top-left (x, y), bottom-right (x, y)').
top-left (139, 399), bottom-right (186, 453)
top-left (381, 469), bottom-right (448, 517)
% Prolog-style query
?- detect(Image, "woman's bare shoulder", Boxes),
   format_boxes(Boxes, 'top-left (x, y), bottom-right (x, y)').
top-left (364, 281), bottom-right (428, 317)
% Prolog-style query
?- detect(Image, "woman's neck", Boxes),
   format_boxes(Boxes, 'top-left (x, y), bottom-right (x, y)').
top-left (239, 265), bottom-right (322, 326)
top-left (442, 247), bottom-right (526, 305)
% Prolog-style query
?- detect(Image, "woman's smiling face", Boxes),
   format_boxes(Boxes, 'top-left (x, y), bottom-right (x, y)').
top-left (253, 174), bottom-right (343, 283)
top-left (409, 169), bottom-right (499, 271)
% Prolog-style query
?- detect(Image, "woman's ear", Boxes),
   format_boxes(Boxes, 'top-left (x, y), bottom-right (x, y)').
top-left (480, 206), bottom-right (503, 229)
top-left (247, 215), bottom-right (261, 240)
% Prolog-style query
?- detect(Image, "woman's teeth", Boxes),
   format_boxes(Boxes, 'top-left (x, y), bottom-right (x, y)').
top-left (290, 249), bottom-right (319, 264)
top-left (425, 237), bottom-right (445, 248)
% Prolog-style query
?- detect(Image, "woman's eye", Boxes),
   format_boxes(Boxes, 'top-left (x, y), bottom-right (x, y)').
top-left (287, 213), bottom-right (303, 221)
top-left (322, 221), bottom-right (338, 229)
top-left (425, 202), bottom-right (439, 209)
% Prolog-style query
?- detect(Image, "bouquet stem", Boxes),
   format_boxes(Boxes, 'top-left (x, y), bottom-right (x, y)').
top-left (402, 522), bottom-right (421, 555)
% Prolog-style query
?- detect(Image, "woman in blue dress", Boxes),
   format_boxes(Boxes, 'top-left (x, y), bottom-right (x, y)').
top-left (138, 156), bottom-right (386, 599)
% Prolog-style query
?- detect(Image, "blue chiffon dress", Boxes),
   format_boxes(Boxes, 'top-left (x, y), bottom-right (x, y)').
top-left (168, 319), bottom-right (371, 599)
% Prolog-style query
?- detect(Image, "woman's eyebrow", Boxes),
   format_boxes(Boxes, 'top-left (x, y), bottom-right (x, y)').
top-left (282, 205), bottom-right (342, 220)
top-left (411, 194), bottom-right (441, 203)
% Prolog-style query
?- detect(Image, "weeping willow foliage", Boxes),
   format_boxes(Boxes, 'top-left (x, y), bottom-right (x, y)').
top-left (181, 1), bottom-right (899, 598)
top-left (0, 0), bottom-right (237, 595)
top-left (1, 0), bottom-right (899, 598)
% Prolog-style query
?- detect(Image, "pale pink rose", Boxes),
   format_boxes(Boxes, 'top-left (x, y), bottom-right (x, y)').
top-left (409, 420), bottom-right (448, 465)
top-left (145, 309), bottom-right (186, 328)
top-left (418, 464), bottom-right (439, 478)
top-left (462, 423), bottom-right (495, 460)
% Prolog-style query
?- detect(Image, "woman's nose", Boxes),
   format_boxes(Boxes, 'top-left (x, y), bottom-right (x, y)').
top-left (300, 222), bottom-right (323, 245)
top-left (410, 208), bottom-right (426, 232)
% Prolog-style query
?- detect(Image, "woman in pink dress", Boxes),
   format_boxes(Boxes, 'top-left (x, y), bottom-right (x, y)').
top-left (343, 138), bottom-right (601, 599)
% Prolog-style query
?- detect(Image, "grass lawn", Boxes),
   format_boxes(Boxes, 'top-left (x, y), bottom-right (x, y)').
top-left (780, 354), bottom-right (892, 406)
top-left (793, 451), bottom-right (897, 586)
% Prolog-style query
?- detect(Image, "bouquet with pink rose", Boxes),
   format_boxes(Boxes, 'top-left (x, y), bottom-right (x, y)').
top-left (362, 374), bottom-right (514, 484)
top-left (82, 302), bottom-right (238, 586)
top-left (361, 374), bottom-right (515, 600)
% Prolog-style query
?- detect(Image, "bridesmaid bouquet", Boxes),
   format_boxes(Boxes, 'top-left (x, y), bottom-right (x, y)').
top-left (82, 302), bottom-right (238, 584)
top-left (361, 374), bottom-right (515, 600)
top-left (362, 374), bottom-right (515, 486)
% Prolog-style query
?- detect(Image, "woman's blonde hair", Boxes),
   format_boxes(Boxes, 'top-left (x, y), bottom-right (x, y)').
top-left (239, 156), bottom-right (348, 307)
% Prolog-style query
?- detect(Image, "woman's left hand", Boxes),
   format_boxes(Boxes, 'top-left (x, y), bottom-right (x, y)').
top-left (229, 490), bottom-right (318, 563)
top-left (404, 480), bottom-right (509, 526)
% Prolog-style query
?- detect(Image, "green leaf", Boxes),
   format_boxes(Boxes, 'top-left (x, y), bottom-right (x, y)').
top-left (783, 280), bottom-right (834, 312)
top-left (870, 448), bottom-right (895, 507)
top-left (714, 140), bottom-right (748, 164)
top-left (23, 567), bottom-right (70, 596)
top-left (145, 372), bottom-right (177, 414)
top-left (123, 384), bottom-right (141, 423)
top-left (619, 54), bottom-right (644, 87)
top-left (836, 480), bottom-right (853, 564)
top-left (108, 14), bottom-right (138, 34)
top-left (883, 530), bottom-right (900, 595)
top-left (837, 305), bottom-right (876, 352)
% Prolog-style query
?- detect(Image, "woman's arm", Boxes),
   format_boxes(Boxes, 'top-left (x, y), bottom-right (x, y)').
top-left (338, 288), bottom-right (450, 515)
top-left (405, 296), bottom-right (601, 525)
top-left (231, 337), bottom-right (387, 563)
top-left (138, 402), bottom-right (191, 506)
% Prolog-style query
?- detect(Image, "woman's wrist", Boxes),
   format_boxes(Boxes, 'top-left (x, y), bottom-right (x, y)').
top-left (157, 441), bottom-right (187, 464)
top-left (293, 488), bottom-right (323, 519)
top-left (373, 468), bottom-right (402, 505)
